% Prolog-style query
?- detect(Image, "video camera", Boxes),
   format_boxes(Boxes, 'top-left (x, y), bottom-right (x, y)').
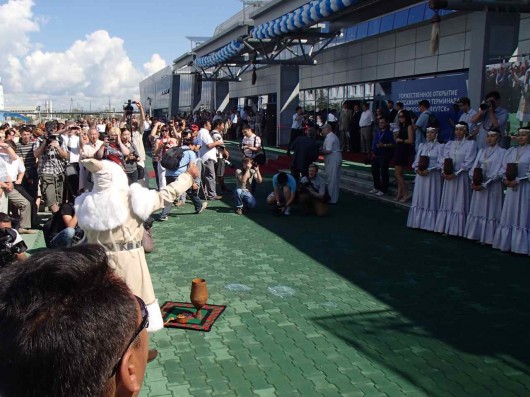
top-left (123, 100), bottom-right (134, 116)
top-left (479, 99), bottom-right (495, 111)
top-left (0, 228), bottom-right (27, 267)
top-left (44, 120), bottom-right (62, 146)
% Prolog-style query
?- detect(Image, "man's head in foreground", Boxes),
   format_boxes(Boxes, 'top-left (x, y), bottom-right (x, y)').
top-left (0, 244), bottom-right (149, 397)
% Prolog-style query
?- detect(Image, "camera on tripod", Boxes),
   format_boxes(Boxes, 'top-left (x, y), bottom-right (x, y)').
top-left (123, 100), bottom-right (134, 117)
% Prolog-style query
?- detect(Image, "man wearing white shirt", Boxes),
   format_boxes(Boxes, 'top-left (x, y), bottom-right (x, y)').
top-left (198, 120), bottom-right (224, 200)
top-left (359, 102), bottom-right (374, 153)
top-left (456, 97), bottom-right (478, 139)
top-left (0, 143), bottom-right (36, 233)
top-left (79, 128), bottom-right (103, 192)
top-left (288, 106), bottom-right (304, 155)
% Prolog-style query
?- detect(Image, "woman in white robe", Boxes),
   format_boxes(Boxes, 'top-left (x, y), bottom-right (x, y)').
top-left (321, 123), bottom-right (342, 204)
top-left (464, 129), bottom-right (505, 244)
top-left (435, 122), bottom-right (477, 236)
top-left (407, 127), bottom-right (444, 231)
top-left (492, 127), bottom-right (530, 254)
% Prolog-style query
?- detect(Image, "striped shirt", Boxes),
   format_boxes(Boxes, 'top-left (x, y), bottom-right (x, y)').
top-left (16, 142), bottom-right (38, 172)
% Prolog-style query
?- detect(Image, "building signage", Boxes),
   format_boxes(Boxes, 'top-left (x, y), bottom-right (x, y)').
top-left (392, 73), bottom-right (469, 142)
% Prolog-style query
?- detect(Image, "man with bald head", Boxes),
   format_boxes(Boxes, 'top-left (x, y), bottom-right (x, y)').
top-left (79, 128), bottom-right (103, 192)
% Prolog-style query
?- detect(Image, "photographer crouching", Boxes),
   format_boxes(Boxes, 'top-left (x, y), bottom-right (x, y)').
top-left (234, 157), bottom-right (263, 215)
top-left (297, 164), bottom-right (329, 217)
top-left (33, 120), bottom-right (70, 210)
top-left (0, 213), bottom-right (27, 266)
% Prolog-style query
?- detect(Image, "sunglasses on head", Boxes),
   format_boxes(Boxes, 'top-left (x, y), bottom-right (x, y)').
top-left (109, 295), bottom-right (149, 377)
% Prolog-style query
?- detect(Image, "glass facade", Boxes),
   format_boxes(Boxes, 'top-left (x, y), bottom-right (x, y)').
top-left (299, 83), bottom-right (376, 112)
top-left (179, 74), bottom-right (194, 113)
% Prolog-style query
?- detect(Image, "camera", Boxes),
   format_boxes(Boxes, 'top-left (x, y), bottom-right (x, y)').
top-left (479, 99), bottom-right (494, 111)
top-left (123, 100), bottom-right (134, 116)
top-left (0, 228), bottom-right (27, 266)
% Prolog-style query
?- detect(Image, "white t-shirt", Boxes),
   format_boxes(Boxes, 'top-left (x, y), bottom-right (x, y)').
top-left (0, 153), bottom-right (25, 181)
top-left (96, 124), bottom-right (106, 133)
top-left (198, 128), bottom-right (217, 162)
top-left (67, 135), bottom-right (80, 163)
top-left (292, 113), bottom-right (302, 129)
top-left (359, 110), bottom-right (374, 128)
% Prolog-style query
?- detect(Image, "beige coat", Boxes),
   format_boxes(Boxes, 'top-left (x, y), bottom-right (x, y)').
top-left (77, 161), bottom-right (192, 305)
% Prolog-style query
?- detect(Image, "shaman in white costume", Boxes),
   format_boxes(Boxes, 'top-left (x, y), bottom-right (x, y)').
top-left (75, 159), bottom-right (193, 332)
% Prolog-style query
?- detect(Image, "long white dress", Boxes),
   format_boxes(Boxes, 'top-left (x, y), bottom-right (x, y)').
top-left (464, 145), bottom-right (505, 244)
top-left (407, 141), bottom-right (444, 231)
top-left (492, 144), bottom-right (530, 254)
top-left (323, 132), bottom-right (342, 204)
top-left (434, 139), bottom-right (477, 236)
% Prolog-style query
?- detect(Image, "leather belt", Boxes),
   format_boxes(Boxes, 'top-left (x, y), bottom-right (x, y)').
top-left (103, 241), bottom-right (143, 252)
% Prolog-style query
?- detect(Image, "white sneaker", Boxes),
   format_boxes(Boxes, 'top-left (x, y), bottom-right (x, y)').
top-left (375, 191), bottom-right (385, 196)
top-left (283, 207), bottom-right (291, 216)
top-left (369, 189), bottom-right (379, 194)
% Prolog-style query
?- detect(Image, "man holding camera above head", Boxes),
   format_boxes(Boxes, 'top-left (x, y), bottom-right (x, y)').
top-left (33, 120), bottom-right (69, 209)
top-left (298, 163), bottom-right (328, 217)
top-left (234, 156), bottom-right (263, 215)
top-left (470, 91), bottom-right (509, 149)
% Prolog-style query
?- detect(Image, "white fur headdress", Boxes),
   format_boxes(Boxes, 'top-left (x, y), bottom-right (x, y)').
top-left (75, 159), bottom-right (129, 231)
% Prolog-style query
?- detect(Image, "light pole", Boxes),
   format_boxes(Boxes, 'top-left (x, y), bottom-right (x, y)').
top-left (147, 96), bottom-right (152, 117)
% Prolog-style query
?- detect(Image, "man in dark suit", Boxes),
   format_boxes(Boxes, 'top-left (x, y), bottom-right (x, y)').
top-left (288, 127), bottom-right (319, 181)
top-left (387, 100), bottom-right (398, 123)
top-left (350, 103), bottom-right (362, 152)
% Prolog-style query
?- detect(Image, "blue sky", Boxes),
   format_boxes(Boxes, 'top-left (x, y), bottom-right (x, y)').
top-left (0, 0), bottom-right (245, 110)
top-left (30, 0), bottom-right (244, 69)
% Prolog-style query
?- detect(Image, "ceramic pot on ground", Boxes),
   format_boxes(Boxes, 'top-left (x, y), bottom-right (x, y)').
top-left (190, 278), bottom-right (208, 320)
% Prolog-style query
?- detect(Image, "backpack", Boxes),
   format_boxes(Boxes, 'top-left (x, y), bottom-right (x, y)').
top-left (161, 147), bottom-right (185, 171)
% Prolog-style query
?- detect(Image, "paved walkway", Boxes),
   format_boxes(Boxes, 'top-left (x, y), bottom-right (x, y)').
top-left (136, 175), bottom-right (530, 397)
top-left (24, 172), bottom-right (530, 396)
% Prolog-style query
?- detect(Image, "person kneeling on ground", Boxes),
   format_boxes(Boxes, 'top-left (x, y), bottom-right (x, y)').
top-left (234, 156), bottom-right (263, 215)
top-left (298, 163), bottom-right (329, 217)
top-left (267, 171), bottom-right (297, 215)
top-left (43, 202), bottom-right (82, 248)
top-left (0, 245), bottom-right (150, 397)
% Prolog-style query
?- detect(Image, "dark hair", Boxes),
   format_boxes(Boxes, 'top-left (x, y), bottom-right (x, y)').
top-left (387, 100), bottom-right (394, 106)
top-left (212, 119), bottom-right (224, 130)
top-left (455, 121), bottom-right (469, 131)
top-left (418, 100), bottom-right (430, 109)
top-left (398, 110), bottom-right (412, 126)
top-left (0, 212), bottom-right (12, 223)
top-left (396, 102), bottom-right (404, 108)
top-left (457, 97), bottom-right (471, 106)
top-left (485, 91), bottom-right (501, 101)
top-left (277, 172), bottom-right (288, 185)
top-left (200, 120), bottom-right (210, 128)
top-left (182, 137), bottom-right (194, 146)
top-left (0, 245), bottom-right (138, 397)
top-left (295, 106), bottom-right (302, 111)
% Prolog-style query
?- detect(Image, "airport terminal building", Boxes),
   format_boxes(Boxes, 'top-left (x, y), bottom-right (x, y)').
top-left (139, 0), bottom-right (530, 145)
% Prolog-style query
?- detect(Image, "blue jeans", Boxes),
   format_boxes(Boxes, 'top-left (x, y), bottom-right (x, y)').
top-left (50, 227), bottom-right (75, 248)
top-left (234, 189), bottom-right (257, 209)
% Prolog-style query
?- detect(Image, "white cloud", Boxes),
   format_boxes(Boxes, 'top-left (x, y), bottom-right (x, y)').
top-left (143, 54), bottom-right (168, 76)
top-left (0, 0), bottom-right (165, 111)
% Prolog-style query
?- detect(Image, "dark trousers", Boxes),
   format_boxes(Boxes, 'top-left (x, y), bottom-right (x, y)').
top-left (288, 129), bottom-right (303, 153)
top-left (126, 169), bottom-right (138, 185)
top-left (371, 156), bottom-right (391, 193)
top-left (152, 160), bottom-right (160, 190)
top-left (350, 128), bottom-right (361, 152)
top-left (165, 176), bottom-right (202, 212)
top-left (22, 171), bottom-right (39, 201)
top-left (64, 163), bottom-right (80, 202)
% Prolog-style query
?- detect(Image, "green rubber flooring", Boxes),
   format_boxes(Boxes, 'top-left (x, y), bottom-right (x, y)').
top-left (26, 172), bottom-right (530, 396)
